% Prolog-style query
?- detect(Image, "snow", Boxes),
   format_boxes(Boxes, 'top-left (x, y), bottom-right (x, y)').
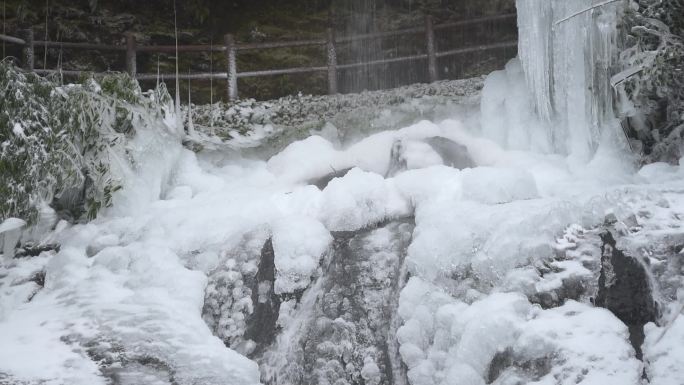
top-left (397, 278), bottom-right (642, 385)
top-left (644, 304), bottom-right (684, 385)
top-left (4, 64), bottom-right (684, 384)
top-left (271, 216), bottom-right (332, 294)
top-left (1, 218), bottom-right (27, 262)
top-left (11, 122), bottom-right (25, 138)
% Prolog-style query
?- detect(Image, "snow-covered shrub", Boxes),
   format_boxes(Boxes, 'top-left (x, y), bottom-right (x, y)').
top-left (618, 0), bottom-right (684, 163)
top-left (0, 63), bottom-right (173, 224)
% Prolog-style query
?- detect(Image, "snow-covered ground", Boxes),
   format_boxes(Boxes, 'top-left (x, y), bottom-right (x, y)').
top-left (1, 92), bottom-right (683, 383)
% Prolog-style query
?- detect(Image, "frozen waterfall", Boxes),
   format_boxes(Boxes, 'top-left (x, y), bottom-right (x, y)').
top-left (482, 0), bottom-right (626, 161)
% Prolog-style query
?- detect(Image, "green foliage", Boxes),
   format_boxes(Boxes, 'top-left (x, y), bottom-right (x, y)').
top-left (0, 63), bottom-right (172, 224)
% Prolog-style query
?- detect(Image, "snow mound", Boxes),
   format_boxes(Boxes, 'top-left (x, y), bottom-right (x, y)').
top-left (461, 167), bottom-right (539, 204)
top-left (272, 216), bottom-right (332, 294)
top-left (397, 278), bottom-right (641, 385)
top-left (644, 309), bottom-right (684, 385)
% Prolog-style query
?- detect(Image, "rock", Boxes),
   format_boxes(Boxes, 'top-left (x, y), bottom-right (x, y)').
top-left (244, 239), bottom-right (281, 357)
top-left (385, 139), bottom-right (408, 178)
top-left (202, 231), bottom-right (265, 350)
top-left (15, 243), bottom-right (60, 259)
top-left (424, 136), bottom-right (476, 170)
top-left (385, 136), bottom-right (476, 178)
top-left (596, 231), bottom-right (658, 359)
top-left (259, 219), bottom-right (414, 385)
top-left (308, 167), bottom-right (353, 190)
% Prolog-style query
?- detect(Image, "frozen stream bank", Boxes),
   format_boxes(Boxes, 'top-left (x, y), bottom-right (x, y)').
top-left (1, 1), bottom-right (684, 384)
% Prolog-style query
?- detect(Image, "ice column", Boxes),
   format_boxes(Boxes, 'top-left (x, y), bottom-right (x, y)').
top-left (515, 0), bottom-right (623, 159)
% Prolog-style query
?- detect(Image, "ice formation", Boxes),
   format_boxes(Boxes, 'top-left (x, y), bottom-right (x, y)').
top-left (484, 0), bottom-right (625, 160)
top-left (2, 1), bottom-right (684, 384)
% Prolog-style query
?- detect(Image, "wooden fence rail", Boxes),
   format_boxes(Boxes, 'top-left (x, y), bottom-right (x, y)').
top-left (0, 13), bottom-right (517, 102)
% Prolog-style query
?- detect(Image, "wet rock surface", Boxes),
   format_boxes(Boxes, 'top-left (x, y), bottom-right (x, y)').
top-left (424, 136), bottom-right (476, 170)
top-left (244, 239), bottom-right (281, 356)
top-left (309, 168), bottom-right (354, 190)
top-left (259, 219), bottom-right (414, 385)
top-left (596, 231), bottom-right (658, 359)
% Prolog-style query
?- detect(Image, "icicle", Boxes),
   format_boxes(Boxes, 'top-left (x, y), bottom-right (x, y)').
top-left (514, 0), bottom-right (625, 159)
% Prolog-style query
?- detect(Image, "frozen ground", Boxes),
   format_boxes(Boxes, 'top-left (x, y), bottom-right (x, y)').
top-left (182, 77), bottom-right (484, 157)
top-left (1, 92), bottom-right (683, 383)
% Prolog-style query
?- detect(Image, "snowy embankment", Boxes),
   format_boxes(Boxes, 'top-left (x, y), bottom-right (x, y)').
top-left (182, 77), bottom-right (483, 155)
top-left (1, 1), bottom-right (684, 384)
top-left (1, 82), bottom-right (683, 383)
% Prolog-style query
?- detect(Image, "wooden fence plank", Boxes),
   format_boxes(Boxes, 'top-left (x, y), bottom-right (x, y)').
top-left (125, 32), bottom-right (137, 77)
top-left (34, 40), bottom-right (126, 51)
top-left (238, 39), bottom-right (326, 51)
top-left (137, 44), bottom-right (225, 53)
top-left (0, 33), bottom-right (25, 45)
top-left (425, 16), bottom-right (438, 83)
top-left (20, 29), bottom-right (33, 71)
top-left (238, 66), bottom-right (327, 78)
top-left (137, 72), bottom-right (228, 80)
top-left (435, 40), bottom-right (517, 58)
top-left (337, 54), bottom-right (428, 70)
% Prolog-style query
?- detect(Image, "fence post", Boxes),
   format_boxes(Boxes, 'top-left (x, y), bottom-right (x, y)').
top-left (20, 28), bottom-right (34, 71)
top-left (125, 32), bottom-right (137, 77)
top-left (326, 28), bottom-right (338, 95)
top-left (425, 15), bottom-right (438, 83)
top-left (224, 34), bottom-right (238, 102)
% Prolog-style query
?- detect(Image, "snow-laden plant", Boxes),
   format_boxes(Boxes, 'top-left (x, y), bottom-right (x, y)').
top-left (616, 0), bottom-right (684, 162)
top-left (0, 62), bottom-right (174, 224)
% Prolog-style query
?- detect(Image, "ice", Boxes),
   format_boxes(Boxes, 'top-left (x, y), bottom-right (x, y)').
top-left (319, 168), bottom-right (409, 231)
top-left (480, 59), bottom-right (551, 153)
top-left (271, 216), bottom-right (332, 294)
top-left (397, 278), bottom-right (641, 385)
top-left (461, 167), bottom-right (539, 204)
top-left (644, 305), bottom-right (684, 385)
top-left (514, 301), bottom-right (642, 385)
top-left (512, 0), bottom-right (625, 160)
top-left (266, 135), bottom-right (340, 184)
top-left (267, 120), bottom-right (448, 184)
top-left (0, 218), bottom-right (26, 261)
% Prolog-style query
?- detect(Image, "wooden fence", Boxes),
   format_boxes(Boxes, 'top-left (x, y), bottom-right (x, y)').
top-left (0, 13), bottom-right (517, 102)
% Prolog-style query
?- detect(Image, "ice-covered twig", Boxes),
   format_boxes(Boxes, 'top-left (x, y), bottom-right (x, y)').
top-left (611, 64), bottom-right (646, 88)
top-left (554, 0), bottom-right (623, 26)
